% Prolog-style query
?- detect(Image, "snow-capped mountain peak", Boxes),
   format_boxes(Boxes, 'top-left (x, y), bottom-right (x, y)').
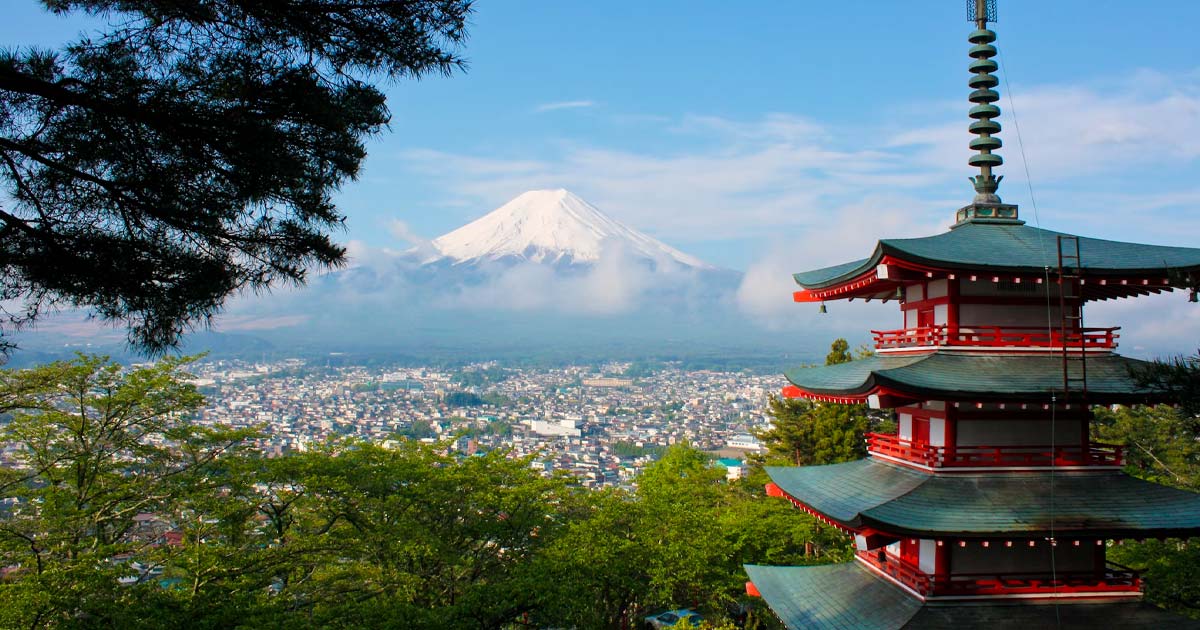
top-left (427, 189), bottom-right (712, 269)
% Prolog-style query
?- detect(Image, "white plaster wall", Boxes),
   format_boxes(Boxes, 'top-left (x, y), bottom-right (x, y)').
top-left (927, 279), bottom-right (948, 299)
top-left (906, 284), bottom-right (925, 302)
top-left (898, 413), bottom-right (913, 441)
top-left (919, 540), bottom-right (937, 575)
top-left (934, 303), bottom-right (949, 325)
top-left (930, 417), bottom-right (946, 447)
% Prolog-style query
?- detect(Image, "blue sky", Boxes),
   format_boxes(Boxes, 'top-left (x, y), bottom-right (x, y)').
top-left (7, 1), bottom-right (1199, 266)
top-left (6, 1), bottom-right (1200, 355)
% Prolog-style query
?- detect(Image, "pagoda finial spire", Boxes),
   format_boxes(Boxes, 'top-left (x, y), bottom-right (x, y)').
top-left (967, 0), bottom-right (1003, 203)
top-left (953, 0), bottom-right (1019, 226)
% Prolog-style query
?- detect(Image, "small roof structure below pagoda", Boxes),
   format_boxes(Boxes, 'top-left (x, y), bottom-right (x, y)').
top-left (784, 352), bottom-right (1157, 405)
top-left (766, 458), bottom-right (1200, 538)
top-left (793, 222), bottom-right (1200, 302)
top-left (745, 563), bottom-right (920, 629)
top-left (745, 563), bottom-right (1200, 630)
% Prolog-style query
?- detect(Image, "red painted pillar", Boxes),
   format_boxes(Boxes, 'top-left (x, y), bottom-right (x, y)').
top-left (943, 405), bottom-right (957, 464)
top-left (935, 541), bottom-right (952, 594)
top-left (946, 278), bottom-right (960, 343)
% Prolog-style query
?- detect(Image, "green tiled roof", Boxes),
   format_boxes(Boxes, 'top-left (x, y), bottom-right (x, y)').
top-left (744, 563), bottom-right (921, 630)
top-left (905, 600), bottom-right (1200, 629)
top-left (794, 222), bottom-right (1200, 289)
top-left (784, 352), bottom-right (1157, 403)
top-left (766, 459), bottom-right (1200, 537)
top-left (746, 562), bottom-right (1200, 630)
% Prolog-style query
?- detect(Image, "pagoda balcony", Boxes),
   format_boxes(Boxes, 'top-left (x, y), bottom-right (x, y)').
top-left (871, 325), bottom-right (1119, 351)
top-left (857, 550), bottom-right (1141, 598)
top-left (866, 432), bottom-right (1125, 468)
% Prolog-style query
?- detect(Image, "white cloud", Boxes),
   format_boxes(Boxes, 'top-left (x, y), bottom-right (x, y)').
top-left (430, 241), bottom-right (679, 316)
top-left (534, 100), bottom-right (596, 113)
top-left (891, 69), bottom-right (1200, 181)
top-left (395, 114), bottom-right (930, 242)
top-left (1082, 292), bottom-right (1200, 359)
top-left (196, 68), bottom-right (1200, 355)
top-left (216, 314), bottom-right (309, 332)
top-left (734, 193), bottom-right (945, 327)
top-left (385, 219), bottom-right (440, 261)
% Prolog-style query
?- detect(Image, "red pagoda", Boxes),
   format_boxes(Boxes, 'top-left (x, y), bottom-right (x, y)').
top-left (745, 2), bottom-right (1200, 628)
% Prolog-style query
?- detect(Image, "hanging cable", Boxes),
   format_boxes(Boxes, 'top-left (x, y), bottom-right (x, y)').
top-left (998, 47), bottom-right (1063, 627)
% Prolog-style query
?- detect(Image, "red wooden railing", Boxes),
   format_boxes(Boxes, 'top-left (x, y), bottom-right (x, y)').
top-left (866, 432), bottom-right (1124, 468)
top-left (871, 325), bottom-right (1119, 350)
top-left (857, 550), bottom-right (1140, 597)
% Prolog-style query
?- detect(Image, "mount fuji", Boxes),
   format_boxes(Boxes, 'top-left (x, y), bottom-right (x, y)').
top-left (6, 189), bottom-right (772, 363)
top-left (421, 189), bottom-right (715, 271)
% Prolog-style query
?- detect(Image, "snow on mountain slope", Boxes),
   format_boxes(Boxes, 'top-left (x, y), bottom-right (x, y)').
top-left (428, 189), bottom-right (713, 269)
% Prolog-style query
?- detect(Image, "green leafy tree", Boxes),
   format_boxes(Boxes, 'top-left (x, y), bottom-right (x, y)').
top-left (1132, 352), bottom-right (1200, 431)
top-left (0, 0), bottom-right (471, 352)
top-left (824, 338), bottom-right (853, 365)
top-left (758, 397), bottom-right (869, 466)
top-left (0, 354), bottom-right (252, 628)
top-left (536, 445), bottom-right (842, 630)
top-left (757, 339), bottom-right (871, 466)
top-left (1093, 404), bottom-right (1200, 489)
top-left (259, 440), bottom-right (574, 629)
top-left (1093, 404), bottom-right (1200, 618)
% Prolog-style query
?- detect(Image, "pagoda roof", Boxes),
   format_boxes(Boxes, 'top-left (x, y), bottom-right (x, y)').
top-left (783, 352), bottom-right (1157, 405)
top-left (745, 563), bottom-right (1200, 630)
top-left (765, 458), bottom-right (1200, 538)
top-left (794, 222), bottom-right (1200, 297)
top-left (744, 563), bottom-right (920, 629)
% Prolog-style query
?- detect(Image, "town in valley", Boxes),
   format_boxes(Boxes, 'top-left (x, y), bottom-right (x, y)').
top-left (188, 358), bottom-right (775, 487)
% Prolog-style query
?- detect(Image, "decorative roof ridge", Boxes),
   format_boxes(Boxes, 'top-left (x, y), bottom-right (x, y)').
top-left (792, 221), bottom-right (1200, 292)
top-left (783, 353), bottom-right (1159, 405)
top-left (766, 458), bottom-right (1200, 538)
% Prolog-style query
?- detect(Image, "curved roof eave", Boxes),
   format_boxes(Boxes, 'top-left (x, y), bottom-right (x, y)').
top-left (766, 459), bottom-right (1200, 538)
top-left (792, 223), bottom-right (1200, 290)
top-left (783, 353), bottom-right (1160, 403)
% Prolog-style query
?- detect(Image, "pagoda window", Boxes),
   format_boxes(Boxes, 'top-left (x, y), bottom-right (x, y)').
top-left (958, 303), bottom-right (1069, 329)
top-left (955, 417), bottom-right (1084, 448)
top-left (959, 279), bottom-right (1058, 299)
top-left (950, 541), bottom-right (1098, 576)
